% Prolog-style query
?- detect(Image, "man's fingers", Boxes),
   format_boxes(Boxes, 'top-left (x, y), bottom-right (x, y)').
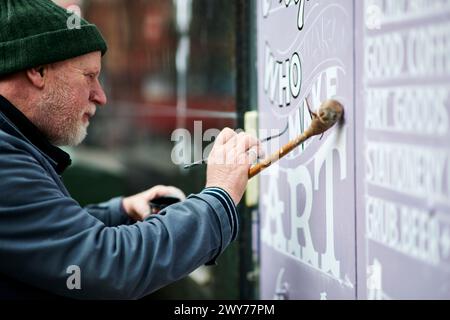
top-left (215, 127), bottom-right (236, 145)
top-left (235, 133), bottom-right (260, 153)
top-left (225, 131), bottom-right (244, 148)
top-left (138, 202), bottom-right (151, 216)
top-left (226, 131), bottom-right (259, 151)
top-left (247, 146), bottom-right (260, 164)
top-left (211, 130), bottom-right (263, 167)
top-left (165, 186), bottom-right (186, 200)
top-left (146, 185), bottom-right (186, 201)
top-left (143, 185), bottom-right (165, 200)
top-left (216, 132), bottom-right (261, 166)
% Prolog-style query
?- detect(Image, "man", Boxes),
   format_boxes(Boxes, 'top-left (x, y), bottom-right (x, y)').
top-left (0, 0), bottom-right (259, 299)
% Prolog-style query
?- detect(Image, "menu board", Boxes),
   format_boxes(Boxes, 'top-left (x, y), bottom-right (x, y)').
top-left (355, 0), bottom-right (450, 299)
top-left (257, 0), bottom-right (356, 299)
top-left (257, 0), bottom-right (450, 299)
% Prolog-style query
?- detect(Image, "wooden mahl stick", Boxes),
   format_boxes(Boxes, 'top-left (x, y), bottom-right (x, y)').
top-left (248, 99), bottom-right (344, 179)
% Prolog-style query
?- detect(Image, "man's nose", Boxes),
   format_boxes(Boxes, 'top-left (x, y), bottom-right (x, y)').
top-left (91, 82), bottom-right (107, 106)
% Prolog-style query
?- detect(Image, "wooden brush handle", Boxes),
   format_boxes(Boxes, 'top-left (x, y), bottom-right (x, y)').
top-left (248, 131), bottom-right (310, 179)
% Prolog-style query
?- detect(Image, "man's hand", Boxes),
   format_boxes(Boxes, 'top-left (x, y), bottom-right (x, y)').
top-left (122, 185), bottom-right (186, 221)
top-left (206, 128), bottom-right (261, 205)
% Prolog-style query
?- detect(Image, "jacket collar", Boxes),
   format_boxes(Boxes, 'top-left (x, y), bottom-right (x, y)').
top-left (0, 95), bottom-right (71, 174)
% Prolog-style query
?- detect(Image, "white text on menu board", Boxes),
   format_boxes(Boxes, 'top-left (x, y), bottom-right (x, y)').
top-left (263, 0), bottom-right (309, 108)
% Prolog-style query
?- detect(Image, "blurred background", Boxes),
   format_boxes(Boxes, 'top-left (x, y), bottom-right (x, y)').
top-left (54, 0), bottom-right (259, 299)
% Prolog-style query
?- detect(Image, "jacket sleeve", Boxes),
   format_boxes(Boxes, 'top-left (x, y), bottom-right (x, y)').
top-left (84, 197), bottom-right (133, 227)
top-left (0, 144), bottom-right (239, 299)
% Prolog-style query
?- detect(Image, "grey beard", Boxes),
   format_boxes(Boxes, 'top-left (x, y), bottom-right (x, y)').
top-left (52, 122), bottom-right (88, 147)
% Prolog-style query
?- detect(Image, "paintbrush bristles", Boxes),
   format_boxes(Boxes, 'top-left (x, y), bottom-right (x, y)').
top-left (248, 99), bottom-right (344, 179)
top-left (304, 99), bottom-right (344, 137)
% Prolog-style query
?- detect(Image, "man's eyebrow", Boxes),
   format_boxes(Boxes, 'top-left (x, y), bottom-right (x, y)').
top-left (86, 67), bottom-right (100, 73)
top-left (69, 63), bottom-right (100, 74)
top-left (83, 69), bottom-right (101, 75)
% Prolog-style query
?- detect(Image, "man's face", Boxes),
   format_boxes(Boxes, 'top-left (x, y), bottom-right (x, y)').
top-left (34, 51), bottom-right (107, 146)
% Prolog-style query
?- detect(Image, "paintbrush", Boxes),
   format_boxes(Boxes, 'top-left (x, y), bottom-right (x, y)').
top-left (248, 99), bottom-right (344, 178)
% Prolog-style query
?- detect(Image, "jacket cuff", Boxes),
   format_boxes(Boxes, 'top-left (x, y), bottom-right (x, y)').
top-left (194, 187), bottom-right (239, 265)
top-left (105, 197), bottom-right (133, 226)
top-left (201, 187), bottom-right (238, 241)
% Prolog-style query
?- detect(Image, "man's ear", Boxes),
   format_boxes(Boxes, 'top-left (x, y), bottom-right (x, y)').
top-left (26, 66), bottom-right (46, 89)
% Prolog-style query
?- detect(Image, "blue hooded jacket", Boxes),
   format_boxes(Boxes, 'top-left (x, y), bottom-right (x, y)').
top-left (0, 95), bottom-right (238, 299)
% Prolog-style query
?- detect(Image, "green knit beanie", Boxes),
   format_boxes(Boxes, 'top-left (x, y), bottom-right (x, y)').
top-left (0, 0), bottom-right (108, 76)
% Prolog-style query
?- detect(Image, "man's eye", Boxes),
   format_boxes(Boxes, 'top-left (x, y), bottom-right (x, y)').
top-left (85, 74), bottom-right (95, 80)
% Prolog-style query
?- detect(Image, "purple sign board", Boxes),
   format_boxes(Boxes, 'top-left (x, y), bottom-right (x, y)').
top-left (355, 1), bottom-right (450, 299)
top-left (257, 0), bottom-right (356, 300)
top-left (257, 0), bottom-right (450, 299)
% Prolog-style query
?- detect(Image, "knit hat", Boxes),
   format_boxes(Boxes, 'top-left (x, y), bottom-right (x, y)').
top-left (0, 0), bottom-right (107, 76)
